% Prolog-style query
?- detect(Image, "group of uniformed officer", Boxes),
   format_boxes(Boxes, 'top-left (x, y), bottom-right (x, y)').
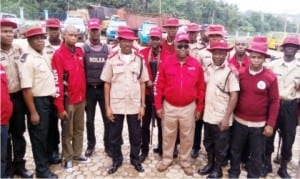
top-left (0, 15), bottom-right (300, 179)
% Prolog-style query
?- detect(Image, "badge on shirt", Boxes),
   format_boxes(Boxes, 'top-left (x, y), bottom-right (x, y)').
top-left (257, 80), bottom-right (266, 90)
top-left (188, 67), bottom-right (195, 71)
top-left (20, 53), bottom-right (28, 63)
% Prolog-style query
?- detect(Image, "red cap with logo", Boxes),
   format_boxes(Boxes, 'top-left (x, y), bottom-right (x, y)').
top-left (187, 23), bottom-right (201, 32)
top-left (23, 27), bottom-right (47, 38)
top-left (246, 42), bottom-right (271, 58)
top-left (175, 32), bottom-right (190, 42)
top-left (88, 18), bottom-right (101, 30)
top-left (117, 29), bottom-right (138, 40)
top-left (0, 19), bottom-right (17, 29)
top-left (163, 18), bottom-right (180, 27)
top-left (205, 25), bottom-right (225, 37)
top-left (46, 18), bottom-right (61, 28)
top-left (149, 27), bottom-right (162, 38)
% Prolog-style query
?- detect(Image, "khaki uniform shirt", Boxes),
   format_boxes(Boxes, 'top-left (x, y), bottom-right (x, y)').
top-left (203, 63), bottom-right (240, 125)
top-left (267, 58), bottom-right (300, 100)
top-left (17, 46), bottom-right (56, 97)
top-left (44, 40), bottom-right (60, 61)
top-left (0, 45), bottom-right (22, 93)
top-left (101, 52), bottom-right (149, 114)
top-left (189, 42), bottom-right (204, 63)
top-left (199, 48), bottom-right (212, 70)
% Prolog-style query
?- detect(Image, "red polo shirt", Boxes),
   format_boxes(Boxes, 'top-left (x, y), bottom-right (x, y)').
top-left (228, 53), bottom-right (250, 72)
top-left (52, 43), bottom-right (86, 113)
top-left (154, 54), bottom-right (205, 112)
top-left (0, 65), bottom-right (13, 125)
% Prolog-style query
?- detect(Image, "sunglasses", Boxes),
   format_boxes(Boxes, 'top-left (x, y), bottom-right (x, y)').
top-left (177, 44), bottom-right (189, 49)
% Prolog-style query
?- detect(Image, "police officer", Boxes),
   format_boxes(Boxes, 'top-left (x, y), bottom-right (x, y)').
top-left (83, 18), bottom-right (111, 157)
top-left (17, 27), bottom-right (57, 178)
top-left (0, 19), bottom-right (33, 178)
top-left (101, 28), bottom-right (149, 174)
top-left (44, 18), bottom-right (62, 165)
top-left (52, 25), bottom-right (89, 173)
top-left (265, 37), bottom-right (300, 178)
top-left (139, 26), bottom-right (163, 162)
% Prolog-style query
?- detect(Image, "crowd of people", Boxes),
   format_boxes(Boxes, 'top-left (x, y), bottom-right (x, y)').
top-left (0, 16), bottom-right (300, 178)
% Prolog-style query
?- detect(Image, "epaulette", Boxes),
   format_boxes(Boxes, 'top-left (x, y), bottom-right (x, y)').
top-left (108, 51), bottom-right (118, 59)
top-left (20, 53), bottom-right (28, 63)
top-left (134, 51), bottom-right (143, 59)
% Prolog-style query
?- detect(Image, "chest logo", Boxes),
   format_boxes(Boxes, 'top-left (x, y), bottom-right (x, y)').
top-left (257, 80), bottom-right (266, 90)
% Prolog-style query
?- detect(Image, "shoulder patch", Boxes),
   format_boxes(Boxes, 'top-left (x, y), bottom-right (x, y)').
top-left (20, 53), bottom-right (28, 63)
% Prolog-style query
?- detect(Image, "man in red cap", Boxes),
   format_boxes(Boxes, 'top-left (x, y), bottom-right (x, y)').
top-left (82, 18), bottom-right (111, 158)
top-left (199, 24), bottom-right (226, 70)
top-left (17, 27), bottom-right (58, 178)
top-left (198, 41), bottom-right (239, 178)
top-left (155, 32), bottom-right (205, 176)
top-left (264, 36), bottom-right (300, 178)
top-left (101, 28), bottom-right (149, 174)
top-left (0, 64), bottom-right (13, 178)
top-left (44, 17), bottom-right (62, 165)
top-left (0, 19), bottom-right (33, 178)
top-left (186, 22), bottom-right (206, 159)
top-left (161, 18), bottom-right (180, 58)
top-left (228, 42), bottom-right (279, 178)
top-left (52, 25), bottom-right (89, 173)
top-left (139, 26), bottom-right (163, 162)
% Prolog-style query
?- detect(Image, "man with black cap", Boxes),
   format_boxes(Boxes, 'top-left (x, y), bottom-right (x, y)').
top-left (101, 28), bottom-right (149, 174)
top-left (264, 37), bottom-right (300, 178)
top-left (17, 27), bottom-right (57, 178)
top-left (83, 18), bottom-right (111, 158)
top-left (0, 19), bottom-right (33, 178)
top-left (155, 32), bottom-right (205, 176)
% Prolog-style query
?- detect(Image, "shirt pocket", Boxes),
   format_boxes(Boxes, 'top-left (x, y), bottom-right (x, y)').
top-left (112, 65), bottom-right (125, 82)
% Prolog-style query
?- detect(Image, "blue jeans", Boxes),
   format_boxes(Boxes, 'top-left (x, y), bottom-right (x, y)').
top-left (1, 125), bottom-right (8, 178)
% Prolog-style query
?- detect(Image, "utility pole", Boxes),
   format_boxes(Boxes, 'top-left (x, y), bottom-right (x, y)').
top-left (159, 0), bottom-right (162, 14)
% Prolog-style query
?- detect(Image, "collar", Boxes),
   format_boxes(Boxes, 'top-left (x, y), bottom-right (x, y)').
top-left (248, 67), bottom-right (264, 75)
top-left (59, 43), bottom-right (81, 58)
top-left (26, 46), bottom-right (45, 57)
top-left (169, 54), bottom-right (194, 66)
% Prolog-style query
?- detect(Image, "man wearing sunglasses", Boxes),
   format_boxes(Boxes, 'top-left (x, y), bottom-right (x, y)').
top-left (155, 32), bottom-right (205, 176)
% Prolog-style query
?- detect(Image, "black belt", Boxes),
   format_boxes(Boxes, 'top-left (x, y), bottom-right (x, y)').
top-left (88, 84), bottom-right (103, 88)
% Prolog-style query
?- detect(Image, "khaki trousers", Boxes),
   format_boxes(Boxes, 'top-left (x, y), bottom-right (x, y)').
top-left (161, 100), bottom-right (196, 168)
top-left (63, 101), bottom-right (86, 161)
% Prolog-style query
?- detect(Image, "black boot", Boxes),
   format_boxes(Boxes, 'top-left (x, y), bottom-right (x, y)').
top-left (261, 154), bottom-right (272, 177)
top-left (277, 160), bottom-right (291, 179)
top-left (207, 163), bottom-right (222, 179)
top-left (198, 153), bottom-right (214, 175)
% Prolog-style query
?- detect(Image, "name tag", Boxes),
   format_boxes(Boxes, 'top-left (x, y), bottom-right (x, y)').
top-left (89, 57), bottom-right (105, 63)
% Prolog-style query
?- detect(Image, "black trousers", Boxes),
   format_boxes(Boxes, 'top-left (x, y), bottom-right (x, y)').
top-left (141, 94), bottom-right (160, 154)
top-left (192, 119), bottom-right (203, 150)
top-left (265, 100), bottom-right (298, 161)
top-left (6, 91), bottom-right (27, 175)
top-left (86, 85), bottom-right (110, 150)
top-left (47, 104), bottom-right (59, 156)
top-left (229, 121), bottom-right (264, 178)
top-left (203, 122), bottom-right (230, 165)
top-left (27, 96), bottom-right (52, 174)
top-left (109, 114), bottom-right (141, 165)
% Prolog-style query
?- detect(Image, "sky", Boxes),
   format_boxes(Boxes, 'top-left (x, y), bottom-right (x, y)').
top-left (223, 0), bottom-right (300, 15)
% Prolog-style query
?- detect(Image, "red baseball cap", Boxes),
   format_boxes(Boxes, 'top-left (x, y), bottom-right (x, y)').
top-left (0, 19), bottom-right (17, 29)
top-left (117, 29), bottom-right (138, 40)
top-left (163, 18), bottom-right (179, 27)
top-left (281, 36), bottom-right (300, 48)
top-left (149, 27), bottom-right (162, 38)
top-left (46, 18), bottom-right (61, 28)
top-left (187, 23), bottom-right (201, 32)
top-left (205, 25), bottom-right (225, 37)
top-left (175, 32), bottom-right (190, 42)
top-left (246, 42), bottom-right (271, 58)
top-left (88, 18), bottom-right (101, 30)
top-left (207, 41), bottom-right (233, 52)
top-left (23, 27), bottom-right (47, 38)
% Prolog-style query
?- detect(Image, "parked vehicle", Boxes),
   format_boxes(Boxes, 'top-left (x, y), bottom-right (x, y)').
top-left (106, 19), bottom-right (127, 43)
top-left (0, 12), bottom-right (26, 38)
top-left (267, 31), bottom-right (300, 50)
top-left (138, 21), bottom-right (157, 46)
top-left (63, 16), bottom-right (87, 41)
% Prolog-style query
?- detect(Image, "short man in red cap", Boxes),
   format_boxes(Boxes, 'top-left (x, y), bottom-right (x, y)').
top-left (186, 22), bottom-right (205, 159)
top-left (101, 28), bottom-right (149, 174)
top-left (139, 26), bottom-right (163, 162)
top-left (0, 64), bottom-right (13, 178)
top-left (82, 18), bottom-right (111, 158)
top-left (17, 27), bottom-right (58, 178)
top-left (199, 24), bottom-right (226, 70)
top-left (155, 32), bottom-right (205, 176)
top-left (198, 41), bottom-right (239, 178)
top-left (264, 36), bottom-right (300, 178)
top-left (44, 18), bottom-right (62, 165)
top-left (0, 19), bottom-right (33, 178)
top-left (228, 42), bottom-right (279, 178)
top-left (228, 37), bottom-right (250, 72)
top-left (161, 18), bottom-right (180, 58)
top-left (52, 25), bottom-right (89, 173)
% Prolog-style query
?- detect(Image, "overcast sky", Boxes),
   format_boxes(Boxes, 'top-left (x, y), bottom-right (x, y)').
top-left (223, 0), bottom-right (300, 14)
